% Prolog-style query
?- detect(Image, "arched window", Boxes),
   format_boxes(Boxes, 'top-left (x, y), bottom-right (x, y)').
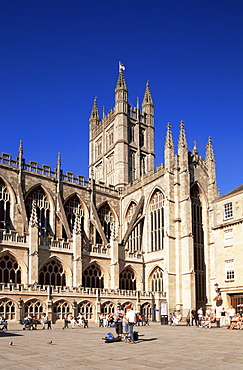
top-left (141, 302), bottom-right (152, 321)
top-left (64, 195), bottom-right (84, 236)
top-left (0, 254), bottom-right (21, 285)
top-left (78, 301), bottom-right (93, 320)
top-left (82, 264), bottom-right (104, 288)
top-left (119, 267), bottom-right (136, 291)
top-left (39, 259), bottom-right (66, 287)
top-left (53, 300), bottom-right (70, 320)
top-left (26, 186), bottom-right (50, 236)
top-left (0, 179), bottom-right (11, 232)
top-left (125, 202), bottom-right (143, 253)
top-left (97, 203), bottom-right (115, 244)
top-left (191, 184), bottom-right (206, 308)
top-left (151, 267), bottom-right (163, 292)
top-left (24, 300), bottom-right (44, 319)
top-left (150, 190), bottom-right (164, 251)
top-left (101, 302), bottom-right (115, 314)
top-left (0, 299), bottom-right (16, 320)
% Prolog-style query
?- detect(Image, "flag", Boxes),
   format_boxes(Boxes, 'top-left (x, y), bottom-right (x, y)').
top-left (119, 62), bottom-right (125, 71)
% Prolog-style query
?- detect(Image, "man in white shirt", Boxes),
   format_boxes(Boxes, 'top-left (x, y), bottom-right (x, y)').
top-left (125, 305), bottom-right (137, 343)
top-left (228, 306), bottom-right (235, 322)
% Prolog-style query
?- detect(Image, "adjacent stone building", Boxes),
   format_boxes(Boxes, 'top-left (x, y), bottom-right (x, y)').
top-left (0, 68), bottom-right (242, 323)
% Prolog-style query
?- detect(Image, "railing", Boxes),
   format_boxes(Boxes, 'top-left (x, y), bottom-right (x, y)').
top-left (39, 237), bottom-right (71, 250)
top-left (83, 244), bottom-right (110, 255)
top-left (0, 230), bottom-right (27, 244)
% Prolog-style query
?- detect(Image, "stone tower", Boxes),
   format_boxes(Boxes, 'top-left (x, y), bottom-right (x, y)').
top-left (89, 67), bottom-right (155, 189)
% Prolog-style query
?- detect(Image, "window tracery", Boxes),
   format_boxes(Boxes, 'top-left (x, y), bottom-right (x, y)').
top-left (64, 195), bottom-right (84, 233)
top-left (125, 202), bottom-right (143, 253)
top-left (82, 264), bottom-right (104, 288)
top-left (0, 179), bottom-right (11, 231)
top-left (26, 186), bottom-right (50, 236)
top-left (150, 190), bottom-right (164, 251)
top-left (39, 259), bottom-right (66, 287)
top-left (78, 301), bottom-right (93, 320)
top-left (0, 254), bottom-right (21, 284)
top-left (151, 267), bottom-right (163, 292)
top-left (0, 299), bottom-right (16, 320)
top-left (119, 267), bottom-right (136, 290)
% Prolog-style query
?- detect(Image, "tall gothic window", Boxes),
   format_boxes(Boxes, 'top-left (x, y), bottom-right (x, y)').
top-left (125, 202), bottom-right (143, 253)
top-left (191, 184), bottom-right (206, 307)
top-left (96, 203), bottom-right (114, 244)
top-left (151, 267), bottom-right (163, 292)
top-left (64, 195), bottom-right (84, 234)
top-left (0, 179), bottom-right (11, 232)
top-left (150, 190), bottom-right (164, 251)
top-left (26, 186), bottom-right (50, 236)
top-left (119, 267), bottom-right (136, 291)
top-left (82, 264), bottom-right (104, 288)
top-left (129, 150), bottom-right (136, 182)
top-left (0, 254), bottom-right (21, 284)
top-left (39, 259), bottom-right (66, 287)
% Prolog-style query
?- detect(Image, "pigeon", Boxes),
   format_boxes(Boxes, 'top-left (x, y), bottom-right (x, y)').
top-left (9, 342), bottom-right (13, 346)
top-left (47, 340), bottom-right (52, 345)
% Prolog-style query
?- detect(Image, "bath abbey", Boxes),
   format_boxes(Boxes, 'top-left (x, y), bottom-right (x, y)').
top-left (0, 68), bottom-right (242, 323)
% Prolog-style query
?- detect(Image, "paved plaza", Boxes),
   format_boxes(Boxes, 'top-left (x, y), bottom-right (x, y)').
top-left (0, 322), bottom-right (243, 369)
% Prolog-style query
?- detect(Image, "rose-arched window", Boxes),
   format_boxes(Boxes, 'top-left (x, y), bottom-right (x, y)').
top-left (82, 264), bottom-right (104, 288)
top-left (64, 195), bottom-right (84, 235)
top-left (151, 267), bottom-right (163, 292)
top-left (0, 299), bottom-right (16, 320)
top-left (26, 186), bottom-right (50, 236)
top-left (150, 190), bottom-right (164, 251)
top-left (119, 267), bottom-right (136, 291)
top-left (125, 202), bottom-right (143, 252)
top-left (0, 179), bottom-right (11, 232)
top-left (78, 301), bottom-right (93, 320)
top-left (24, 299), bottom-right (44, 318)
top-left (53, 300), bottom-right (70, 320)
top-left (96, 203), bottom-right (115, 244)
top-left (0, 254), bottom-right (21, 284)
top-left (39, 259), bottom-right (66, 287)
top-left (101, 302), bottom-right (115, 314)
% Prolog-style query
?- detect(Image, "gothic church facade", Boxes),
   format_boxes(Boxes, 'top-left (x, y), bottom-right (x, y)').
top-left (0, 69), bottom-right (235, 323)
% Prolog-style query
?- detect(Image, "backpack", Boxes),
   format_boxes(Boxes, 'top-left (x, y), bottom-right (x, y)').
top-left (106, 332), bottom-right (114, 339)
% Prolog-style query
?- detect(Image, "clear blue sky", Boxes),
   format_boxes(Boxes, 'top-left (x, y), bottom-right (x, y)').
top-left (0, 0), bottom-right (242, 195)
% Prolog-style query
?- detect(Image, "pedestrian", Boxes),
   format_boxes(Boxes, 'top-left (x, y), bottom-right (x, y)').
top-left (113, 303), bottom-right (124, 337)
top-left (125, 305), bottom-right (137, 344)
top-left (220, 308), bottom-right (226, 327)
top-left (228, 306), bottom-right (235, 322)
top-left (197, 307), bottom-right (203, 326)
top-left (191, 307), bottom-right (198, 326)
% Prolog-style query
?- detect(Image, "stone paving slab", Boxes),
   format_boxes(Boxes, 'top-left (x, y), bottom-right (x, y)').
top-left (1, 323), bottom-right (243, 369)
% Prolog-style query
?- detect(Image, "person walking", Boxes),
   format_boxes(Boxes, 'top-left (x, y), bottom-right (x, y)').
top-left (220, 308), bottom-right (227, 327)
top-left (191, 308), bottom-right (198, 326)
top-left (228, 306), bottom-right (235, 322)
top-left (125, 305), bottom-right (137, 344)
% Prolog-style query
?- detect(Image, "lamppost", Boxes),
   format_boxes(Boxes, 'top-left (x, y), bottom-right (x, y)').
top-left (73, 299), bottom-right (77, 318)
top-left (18, 298), bottom-right (24, 324)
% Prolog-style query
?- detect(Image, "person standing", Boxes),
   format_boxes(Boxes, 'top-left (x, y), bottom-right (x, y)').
top-left (191, 308), bottom-right (198, 326)
top-left (228, 305), bottom-right (235, 322)
top-left (113, 303), bottom-right (124, 337)
top-left (197, 307), bottom-right (203, 326)
top-left (220, 308), bottom-right (226, 327)
top-left (125, 305), bottom-right (137, 344)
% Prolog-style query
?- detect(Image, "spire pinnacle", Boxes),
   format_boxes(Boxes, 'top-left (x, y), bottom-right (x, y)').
top-left (142, 80), bottom-right (153, 106)
top-left (116, 67), bottom-right (127, 90)
top-left (178, 121), bottom-right (188, 149)
top-left (90, 97), bottom-right (100, 122)
top-left (18, 140), bottom-right (23, 156)
top-left (165, 122), bottom-right (174, 150)
top-left (30, 200), bottom-right (38, 227)
top-left (206, 137), bottom-right (215, 162)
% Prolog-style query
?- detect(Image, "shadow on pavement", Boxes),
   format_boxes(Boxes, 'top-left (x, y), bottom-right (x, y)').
top-left (0, 331), bottom-right (23, 338)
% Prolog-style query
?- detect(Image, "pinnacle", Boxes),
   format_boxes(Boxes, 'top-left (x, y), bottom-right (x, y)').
top-left (142, 81), bottom-right (153, 105)
top-left (165, 122), bottom-right (174, 149)
top-left (178, 121), bottom-right (188, 149)
top-left (116, 70), bottom-right (127, 90)
top-left (90, 97), bottom-right (100, 121)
